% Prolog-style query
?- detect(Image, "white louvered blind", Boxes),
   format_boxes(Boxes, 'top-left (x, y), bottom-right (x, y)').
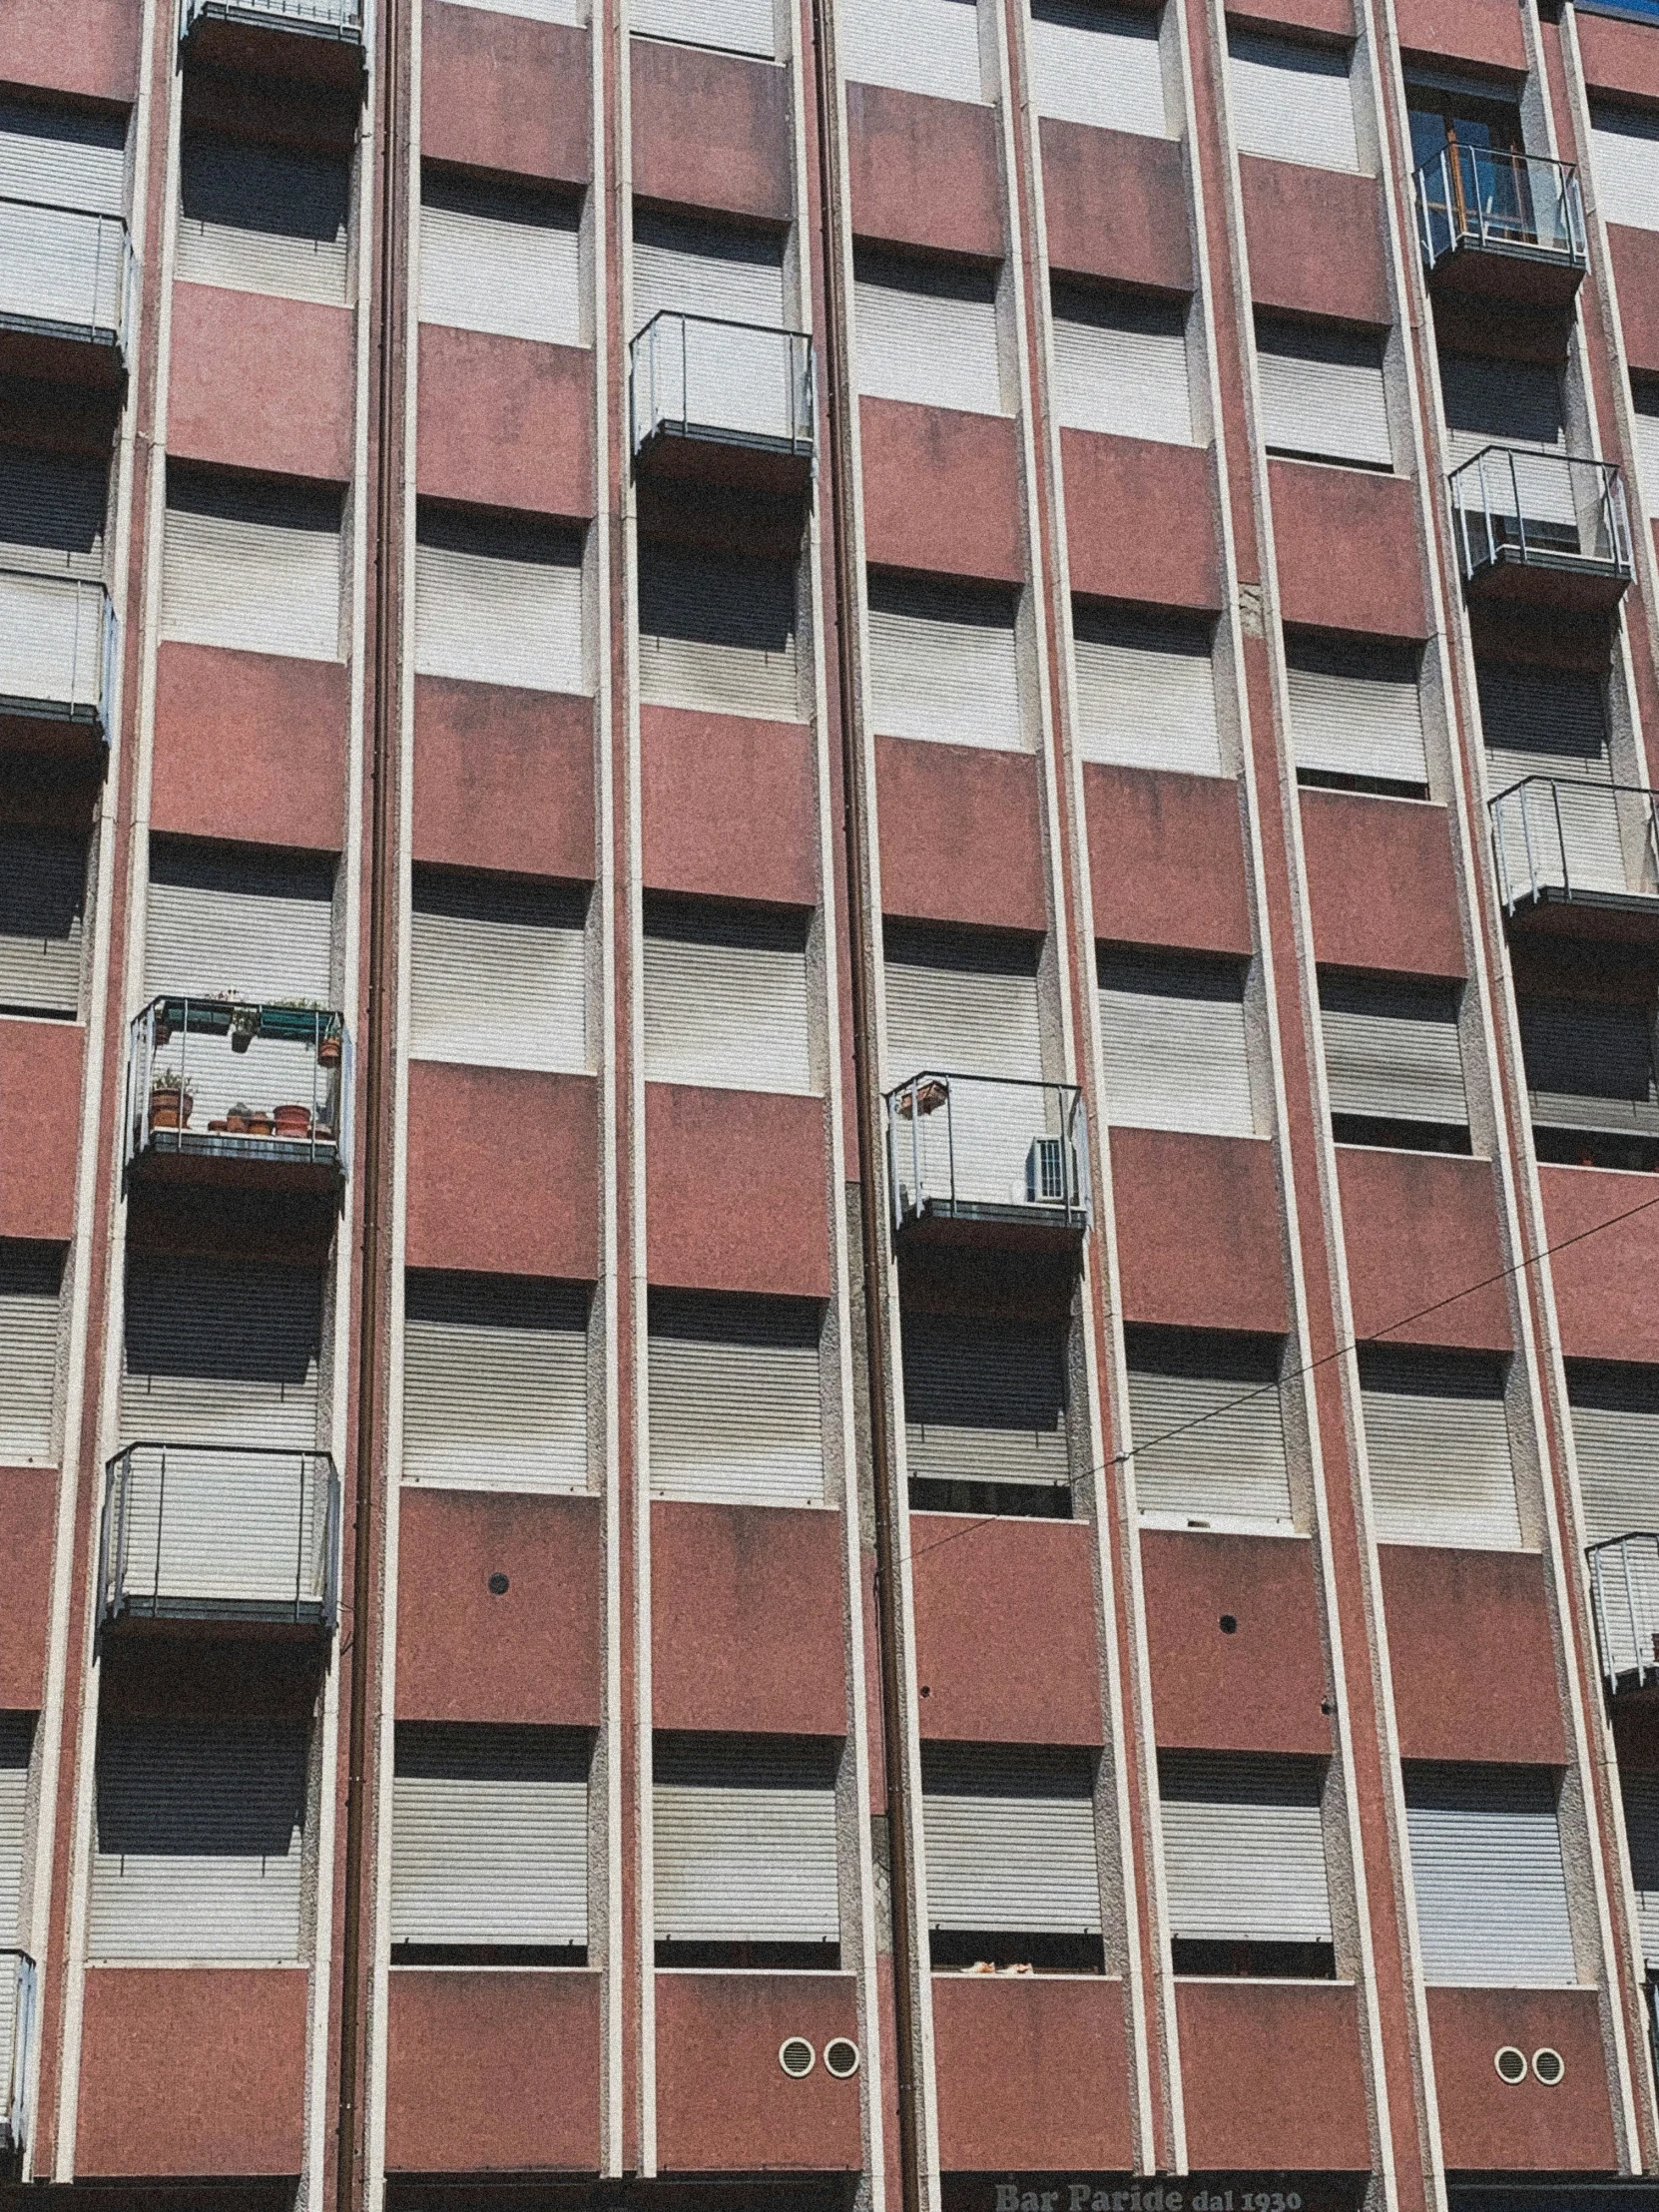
top-left (866, 572), bottom-right (1021, 750)
top-left (0, 97), bottom-right (125, 214)
top-left (161, 469), bottom-right (343, 662)
top-left (1439, 356), bottom-right (1564, 479)
top-left (649, 1291), bottom-right (825, 1506)
top-left (0, 1242), bottom-right (62, 1465)
top-left (1098, 948), bottom-right (1255, 1135)
top-left (177, 135), bottom-right (350, 306)
top-left (0, 1715), bottom-right (28, 1943)
top-left (1591, 104), bottom-right (1659, 233)
top-left (883, 925), bottom-right (1042, 1081)
top-left (1569, 1364), bottom-right (1659, 1549)
top-left (1228, 34), bottom-right (1361, 173)
top-left (0, 443), bottom-right (108, 577)
top-left (1029, 0), bottom-right (1165, 135)
top-left (403, 1274), bottom-right (589, 1493)
top-left (633, 211), bottom-right (786, 333)
top-left (902, 1311), bottom-right (1068, 1490)
top-left (1405, 1763), bottom-right (1577, 1985)
top-left (855, 252), bottom-right (1002, 415)
top-left (1127, 1327), bottom-right (1292, 1529)
top-left (1477, 661), bottom-right (1610, 791)
top-left (1072, 605), bottom-right (1222, 775)
top-left (0, 825), bottom-right (86, 1016)
top-left (1621, 1768), bottom-right (1659, 1967)
top-left (1257, 320), bottom-right (1390, 468)
top-left (415, 507), bottom-right (586, 694)
top-left (1320, 972), bottom-right (1467, 1131)
top-left (922, 1745), bottom-right (1099, 1930)
top-left (1286, 635), bottom-right (1427, 789)
top-left (1519, 996), bottom-right (1659, 1140)
top-left (409, 869), bottom-right (587, 1073)
top-left (654, 1736), bottom-right (839, 1942)
top-left (419, 171), bottom-right (581, 342)
top-left (391, 1724), bottom-right (589, 1946)
top-left (120, 1255), bottom-right (321, 1447)
top-left (840, 0), bottom-right (983, 103)
top-left (637, 541), bottom-right (800, 720)
top-left (1634, 386), bottom-right (1659, 519)
top-left (1159, 1752), bottom-right (1332, 1942)
top-left (439, 0), bottom-right (582, 17)
top-left (1052, 284), bottom-right (1192, 443)
top-left (1360, 1347), bottom-right (1521, 1550)
top-left (145, 838), bottom-right (333, 1005)
top-left (633, 0), bottom-right (775, 55)
top-left (642, 898), bottom-right (813, 1093)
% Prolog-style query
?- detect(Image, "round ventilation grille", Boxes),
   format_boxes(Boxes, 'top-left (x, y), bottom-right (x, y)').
top-left (780, 2037), bottom-right (817, 2078)
top-left (1533, 2046), bottom-right (1565, 2087)
top-left (1494, 2046), bottom-right (1528, 2085)
top-left (824, 2037), bottom-right (861, 2079)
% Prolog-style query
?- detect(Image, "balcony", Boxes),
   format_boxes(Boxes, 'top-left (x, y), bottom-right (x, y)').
top-left (1449, 447), bottom-right (1632, 611)
top-left (125, 997), bottom-right (350, 1193)
top-left (1490, 778), bottom-right (1659, 935)
top-left (100, 1442), bottom-right (340, 1633)
top-left (0, 573), bottom-right (116, 755)
top-left (630, 311), bottom-right (815, 496)
top-left (1415, 147), bottom-right (1586, 308)
top-left (1588, 1532), bottom-right (1659, 1696)
top-left (1, 1952), bottom-right (35, 2170)
top-left (179, 0), bottom-right (365, 87)
top-left (885, 1071), bottom-right (1089, 1248)
top-left (0, 197), bottom-right (131, 383)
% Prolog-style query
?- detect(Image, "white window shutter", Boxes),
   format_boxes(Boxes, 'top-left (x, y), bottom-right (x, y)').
top-left (145, 838), bottom-right (334, 1006)
top-left (653, 1735), bottom-right (839, 1943)
top-left (642, 898), bottom-right (814, 1092)
top-left (1072, 605), bottom-right (1222, 776)
top-left (1518, 996), bottom-right (1659, 1142)
top-left (1052, 284), bottom-right (1192, 443)
top-left (391, 1724), bottom-right (590, 1946)
top-left (419, 172), bottom-right (582, 344)
top-left (1127, 1327), bottom-right (1292, 1529)
top-left (637, 541), bottom-right (800, 720)
top-left (161, 469), bottom-right (342, 662)
top-left (1097, 948), bottom-right (1255, 1136)
top-left (1159, 1752), bottom-right (1333, 1943)
top-left (648, 1291), bottom-right (825, 1506)
top-left (1320, 973), bottom-right (1467, 1130)
top-left (866, 572), bottom-right (1021, 750)
top-left (1029, 1), bottom-right (1165, 136)
top-left (1569, 1362), bottom-right (1659, 1549)
top-left (1404, 1763), bottom-right (1577, 1985)
top-left (840, 0), bottom-right (983, 103)
top-left (1228, 33), bottom-right (1361, 174)
top-left (0, 825), bottom-right (86, 1017)
top-left (854, 252), bottom-right (1002, 415)
top-left (1257, 320), bottom-right (1390, 468)
top-left (632, 0), bottom-right (776, 55)
top-left (901, 1310), bottom-right (1068, 1490)
top-left (1360, 1347), bottom-right (1521, 1550)
top-left (632, 211), bottom-right (787, 333)
top-left (409, 868), bottom-right (587, 1074)
top-left (415, 506), bottom-right (586, 694)
top-left (1591, 104), bottom-right (1659, 233)
top-left (1286, 635), bottom-right (1427, 789)
top-left (402, 1273), bottom-right (590, 1493)
top-left (178, 136), bottom-right (351, 306)
top-left (0, 1242), bottom-right (62, 1465)
top-left (920, 1745), bottom-right (1100, 1931)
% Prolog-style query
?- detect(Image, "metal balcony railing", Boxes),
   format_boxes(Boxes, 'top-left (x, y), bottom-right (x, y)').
top-left (181, 0), bottom-right (364, 39)
top-left (0, 1952), bottom-right (35, 2164)
top-left (630, 311), bottom-right (815, 463)
top-left (1490, 776), bottom-right (1659, 916)
top-left (126, 996), bottom-right (350, 1178)
top-left (885, 1071), bottom-right (1089, 1236)
top-left (0, 197), bottom-right (131, 355)
top-left (1589, 1532), bottom-right (1659, 1695)
top-left (100, 1442), bottom-right (340, 1629)
top-left (0, 573), bottom-right (116, 735)
top-left (1449, 446), bottom-right (1632, 593)
top-left (1415, 146), bottom-right (1586, 276)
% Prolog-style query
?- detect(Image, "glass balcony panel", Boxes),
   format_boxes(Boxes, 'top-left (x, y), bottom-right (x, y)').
top-left (0, 573), bottom-right (114, 727)
top-left (1589, 1532), bottom-right (1659, 1693)
top-left (1415, 147), bottom-right (1585, 274)
top-left (1449, 447), bottom-right (1632, 593)
top-left (885, 1071), bottom-right (1088, 1234)
top-left (103, 1442), bottom-right (339, 1625)
top-left (0, 199), bottom-right (129, 346)
top-left (1489, 776), bottom-right (1659, 909)
top-left (126, 997), bottom-right (349, 1178)
top-left (632, 311), bottom-right (815, 459)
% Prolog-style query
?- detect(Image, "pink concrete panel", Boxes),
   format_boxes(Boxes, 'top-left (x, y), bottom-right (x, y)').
top-left (385, 1967), bottom-right (602, 2172)
top-left (151, 644), bottom-right (347, 853)
top-left (909, 1513), bottom-right (1103, 1747)
top-left (417, 328), bottom-right (595, 520)
top-left (1085, 764), bottom-right (1252, 957)
top-left (646, 1085), bottom-right (830, 1298)
top-left (1336, 1149), bottom-right (1510, 1352)
top-left (931, 1975), bottom-right (1132, 2171)
top-left (1112, 1129), bottom-right (1289, 1334)
top-left (1426, 1987), bottom-right (1618, 2171)
top-left (845, 83), bottom-right (1003, 260)
top-left (652, 1501), bottom-right (846, 1736)
top-left (1178, 1980), bottom-right (1370, 2168)
top-left (1392, 0), bottom-right (1527, 73)
top-left (1609, 229), bottom-right (1659, 377)
top-left (421, 2), bottom-right (591, 186)
top-left (395, 1490), bottom-right (602, 1727)
top-left (77, 1968), bottom-right (307, 2176)
top-left (413, 678), bottom-right (596, 882)
top-left (404, 1063), bottom-right (600, 1280)
top-left (1270, 462), bottom-right (1429, 641)
top-left (859, 400), bottom-right (1024, 585)
top-left (1063, 431), bottom-right (1222, 612)
top-left (1300, 792), bottom-right (1464, 980)
top-left (1241, 161), bottom-right (1387, 327)
top-left (1578, 12), bottom-right (1659, 102)
top-left (1381, 1546), bottom-right (1564, 1765)
top-left (1140, 1531), bottom-right (1330, 1755)
top-left (874, 737), bottom-right (1047, 932)
top-left (0, 0), bottom-right (139, 101)
top-left (1538, 1166), bottom-right (1659, 1364)
top-left (0, 1467), bottom-right (55, 1709)
top-left (641, 706), bottom-right (817, 907)
top-left (167, 285), bottom-right (353, 482)
top-left (631, 42), bottom-right (792, 223)
top-left (0, 1017), bottom-right (83, 1240)
top-left (1041, 121), bottom-right (1191, 290)
top-left (655, 1972), bottom-right (861, 2169)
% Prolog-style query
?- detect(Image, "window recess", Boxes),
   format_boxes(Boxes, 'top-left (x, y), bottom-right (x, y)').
top-left (0, 824), bottom-right (86, 1019)
top-left (1072, 603), bottom-right (1223, 777)
top-left (409, 866), bottom-right (588, 1075)
top-left (0, 1241), bottom-right (62, 1467)
top-left (1517, 991), bottom-right (1659, 1174)
top-left (653, 1734), bottom-right (840, 1967)
top-left (1051, 284), bottom-right (1192, 445)
top-left (414, 503), bottom-right (587, 696)
top-left (921, 1743), bottom-right (1103, 1972)
top-left (901, 1309), bottom-right (1070, 1519)
top-left (839, 0), bottom-right (983, 106)
top-left (1403, 1762), bottom-right (1576, 1986)
top-left (1319, 971), bottom-right (1469, 1153)
top-left (648, 1290), bottom-right (826, 1508)
top-left (1029, 0), bottom-right (1166, 137)
top-left (161, 466), bottom-right (343, 663)
top-left (402, 1273), bottom-right (589, 1495)
top-left (1228, 33), bottom-right (1362, 175)
top-left (854, 250), bottom-right (1002, 416)
top-left (1127, 1327), bottom-right (1292, 1532)
top-left (1159, 1750), bottom-right (1335, 1978)
top-left (637, 539), bottom-right (801, 721)
top-left (1286, 632), bottom-right (1427, 798)
top-left (1097, 947), bottom-right (1255, 1137)
top-left (1359, 1347), bottom-right (1521, 1550)
top-left (178, 133), bottom-right (350, 306)
top-left (641, 894), bottom-right (814, 1094)
top-left (866, 571), bottom-right (1021, 751)
top-left (1256, 319), bottom-right (1390, 470)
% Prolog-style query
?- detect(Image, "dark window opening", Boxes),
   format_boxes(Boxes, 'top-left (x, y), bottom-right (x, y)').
top-left (1331, 1114), bottom-right (1472, 1156)
top-left (908, 1476), bottom-right (1072, 1519)
top-left (1172, 1937), bottom-right (1336, 1979)
top-left (1297, 768), bottom-right (1429, 804)
top-left (1532, 1127), bottom-right (1659, 1173)
top-left (391, 1941), bottom-right (588, 1967)
top-left (929, 1929), bottom-right (1105, 1974)
top-left (655, 1938), bottom-right (840, 1969)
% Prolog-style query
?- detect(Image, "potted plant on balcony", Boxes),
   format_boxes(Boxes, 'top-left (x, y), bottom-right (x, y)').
top-left (226, 1101), bottom-right (252, 1134)
top-left (149, 1066), bottom-right (194, 1131)
top-left (274, 1103), bottom-right (313, 1139)
top-left (246, 1107), bottom-right (276, 1136)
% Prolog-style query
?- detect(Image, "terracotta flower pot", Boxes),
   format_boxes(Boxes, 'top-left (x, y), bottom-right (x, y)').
top-left (226, 1110), bottom-right (250, 1134)
top-left (274, 1104), bottom-right (313, 1138)
top-left (151, 1088), bottom-right (191, 1131)
top-left (247, 1111), bottom-right (276, 1136)
top-left (317, 1036), bottom-right (341, 1067)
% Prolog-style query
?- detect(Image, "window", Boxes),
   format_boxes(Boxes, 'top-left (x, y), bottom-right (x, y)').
top-left (1620, 1768), bottom-right (1659, 1972)
top-left (1159, 1751), bottom-right (1334, 1977)
top-left (866, 572), bottom-right (1021, 750)
top-left (438, 0), bottom-right (581, 18)
top-left (653, 1734), bottom-right (839, 1966)
top-left (0, 1242), bottom-right (62, 1466)
top-left (633, 0), bottom-right (773, 57)
top-left (637, 540), bottom-right (800, 719)
top-left (1568, 1362), bottom-right (1659, 1547)
top-left (1286, 633), bottom-right (1427, 797)
top-left (415, 504), bottom-right (586, 694)
top-left (642, 895), bottom-right (813, 1092)
top-left (1257, 319), bottom-right (1390, 469)
top-left (0, 1715), bottom-right (29, 1968)
top-left (1072, 604), bottom-right (1222, 776)
top-left (1517, 992), bottom-right (1659, 1172)
top-left (883, 923), bottom-right (1042, 1085)
top-left (1633, 382), bottom-right (1659, 520)
top-left (1439, 356), bottom-right (1573, 542)
top-left (0, 825), bottom-right (86, 1018)
top-left (0, 441), bottom-right (108, 580)
top-left (145, 837), bottom-right (333, 1007)
top-left (1319, 971), bottom-right (1468, 1152)
top-left (402, 1273), bottom-right (589, 1493)
top-left (390, 1724), bottom-right (589, 1962)
top-left (409, 867), bottom-right (587, 1073)
top-left (854, 251), bottom-right (1002, 415)
top-left (1228, 33), bottom-right (1361, 174)
top-left (901, 1309), bottom-right (1070, 1517)
top-left (1405, 79), bottom-right (1523, 173)
top-left (161, 466), bottom-right (343, 662)
top-left (1029, 0), bottom-right (1165, 136)
top-left (1051, 284), bottom-right (1192, 444)
top-left (921, 1744), bottom-right (1102, 1971)
top-left (1403, 1763), bottom-right (1576, 1986)
top-left (1477, 660), bottom-right (1611, 794)
top-left (634, 207), bottom-right (786, 326)
top-left (1359, 1348), bottom-right (1521, 1550)
top-left (0, 96), bottom-right (125, 217)
top-left (649, 1291), bottom-right (825, 1506)
top-left (0, 98), bottom-right (127, 339)
top-left (1127, 1327), bottom-right (1292, 1531)
top-left (178, 133), bottom-right (351, 306)
top-left (1097, 948), bottom-right (1255, 1136)
top-left (1590, 103), bottom-right (1659, 233)
top-left (419, 170), bottom-right (581, 344)
top-left (839, 0), bottom-right (982, 104)
top-left (120, 1255), bottom-right (322, 1449)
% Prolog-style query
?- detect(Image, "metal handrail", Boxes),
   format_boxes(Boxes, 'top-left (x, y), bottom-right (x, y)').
top-left (181, 0), bottom-right (364, 35)
top-left (0, 569), bottom-right (117, 731)
top-left (1588, 1532), bottom-right (1659, 1695)
top-left (0, 195), bottom-right (133, 348)
top-left (1447, 444), bottom-right (1632, 584)
top-left (1414, 144), bottom-right (1586, 272)
top-left (883, 1069), bottom-right (1090, 1235)
top-left (1488, 773), bottom-right (1659, 913)
top-left (1, 1951), bottom-right (35, 2161)
top-left (126, 995), bottom-right (351, 1176)
top-left (629, 308), bottom-right (816, 461)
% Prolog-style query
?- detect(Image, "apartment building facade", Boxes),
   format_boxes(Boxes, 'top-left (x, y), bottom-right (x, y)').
top-left (7, 0), bottom-right (1659, 2204)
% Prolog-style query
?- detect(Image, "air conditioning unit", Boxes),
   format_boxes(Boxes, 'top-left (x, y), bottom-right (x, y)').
top-left (1026, 1136), bottom-right (1065, 1204)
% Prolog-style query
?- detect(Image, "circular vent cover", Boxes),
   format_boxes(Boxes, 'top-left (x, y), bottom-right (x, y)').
top-left (1533, 2046), bottom-right (1565, 2087)
top-left (1494, 2046), bottom-right (1528, 2085)
top-left (780, 2037), bottom-right (817, 2078)
top-left (824, 2037), bottom-right (861, 2079)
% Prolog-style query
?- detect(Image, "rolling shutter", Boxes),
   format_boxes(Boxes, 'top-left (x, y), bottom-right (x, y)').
top-left (1127, 1327), bottom-right (1292, 1529)
top-left (1404, 1763), bottom-right (1576, 1985)
top-left (0, 1243), bottom-right (62, 1465)
top-left (0, 826), bottom-right (85, 1015)
top-left (1591, 104), bottom-right (1659, 233)
top-left (633, 212), bottom-right (786, 333)
top-left (1286, 635), bottom-right (1427, 789)
top-left (402, 1273), bottom-right (589, 1493)
top-left (1320, 972), bottom-right (1466, 1129)
top-left (648, 1291), bottom-right (825, 1506)
top-left (1029, 1), bottom-right (1165, 136)
top-left (854, 253), bottom-right (1001, 415)
top-left (415, 506), bottom-right (585, 693)
top-left (901, 1311), bottom-right (1068, 1488)
top-left (0, 1717), bottom-right (29, 1947)
top-left (921, 1746), bottom-right (1099, 1931)
top-left (642, 899), bottom-right (812, 1092)
top-left (840, 0), bottom-right (982, 103)
top-left (866, 572), bottom-right (1021, 751)
top-left (420, 172), bottom-right (581, 342)
top-left (1257, 320), bottom-right (1390, 467)
top-left (1228, 34), bottom-right (1360, 174)
top-left (176, 136), bottom-right (350, 306)
top-left (653, 1735), bottom-right (839, 1942)
top-left (439, 0), bottom-right (583, 18)
top-left (0, 98), bottom-right (125, 215)
top-left (632, 0), bottom-right (775, 60)
top-left (1440, 356), bottom-right (1573, 531)
top-left (161, 468), bottom-right (342, 662)
top-left (90, 1717), bottom-right (306, 1962)
top-left (1568, 1363), bottom-right (1659, 1548)
top-left (1360, 1347), bottom-right (1521, 1549)
top-left (1052, 285), bottom-right (1191, 443)
top-left (119, 1254), bottom-right (321, 1448)
top-left (1159, 1752), bottom-right (1332, 1942)
top-left (1072, 605), bottom-right (1222, 776)
top-left (145, 839), bottom-right (333, 1003)
top-left (409, 868), bottom-right (587, 1073)
top-left (1097, 948), bottom-right (1255, 1136)
top-left (1621, 1769), bottom-right (1659, 1967)
top-left (1634, 386), bottom-right (1659, 519)
top-left (391, 1724), bottom-right (589, 1946)
top-left (0, 445), bottom-right (107, 578)
top-left (1477, 663), bottom-right (1623, 896)
top-left (1518, 996), bottom-right (1659, 1140)
top-left (637, 541), bottom-right (799, 719)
